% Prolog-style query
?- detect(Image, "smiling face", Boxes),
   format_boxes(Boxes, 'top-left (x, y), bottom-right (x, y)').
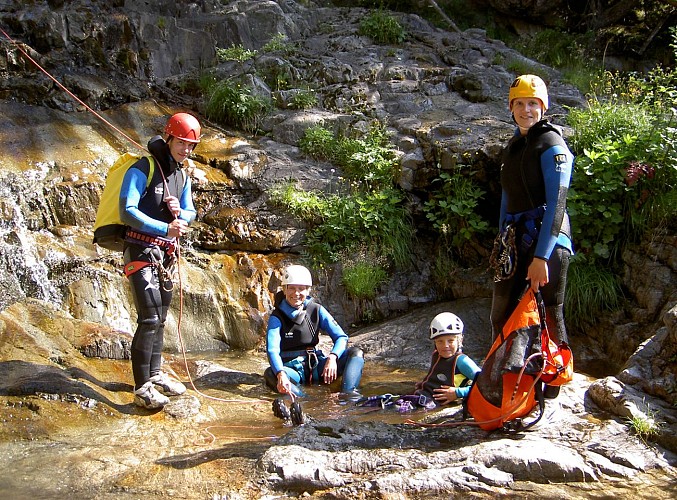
top-left (434, 334), bottom-right (462, 359)
top-left (167, 137), bottom-right (195, 163)
top-left (283, 284), bottom-right (310, 309)
top-left (511, 97), bottom-right (544, 135)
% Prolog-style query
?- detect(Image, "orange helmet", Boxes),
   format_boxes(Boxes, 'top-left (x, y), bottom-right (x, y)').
top-left (164, 112), bottom-right (201, 143)
top-left (509, 74), bottom-right (549, 112)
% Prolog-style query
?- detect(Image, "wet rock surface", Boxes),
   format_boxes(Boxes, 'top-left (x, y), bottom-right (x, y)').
top-left (1, 298), bottom-right (676, 499)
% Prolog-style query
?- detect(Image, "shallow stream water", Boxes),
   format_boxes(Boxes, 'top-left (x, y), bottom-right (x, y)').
top-left (185, 350), bottom-right (432, 445)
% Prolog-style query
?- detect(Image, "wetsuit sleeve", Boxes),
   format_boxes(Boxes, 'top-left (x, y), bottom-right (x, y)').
top-left (455, 354), bottom-right (481, 399)
top-left (318, 306), bottom-right (348, 357)
top-left (178, 175), bottom-right (196, 224)
top-left (119, 159), bottom-right (170, 236)
top-left (266, 315), bottom-right (285, 375)
top-left (499, 189), bottom-right (508, 229)
top-left (534, 144), bottom-right (573, 260)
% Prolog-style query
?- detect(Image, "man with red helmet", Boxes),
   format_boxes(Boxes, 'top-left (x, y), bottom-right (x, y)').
top-left (119, 112), bottom-right (201, 409)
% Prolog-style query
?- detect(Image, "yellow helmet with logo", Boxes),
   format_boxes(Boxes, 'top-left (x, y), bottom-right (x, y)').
top-left (509, 74), bottom-right (549, 112)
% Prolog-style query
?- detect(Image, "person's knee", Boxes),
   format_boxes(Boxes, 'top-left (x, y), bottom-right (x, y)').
top-left (263, 367), bottom-right (278, 391)
top-left (346, 346), bottom-right (364, 359)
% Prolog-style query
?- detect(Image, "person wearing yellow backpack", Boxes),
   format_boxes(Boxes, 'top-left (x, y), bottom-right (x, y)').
top-left (120, 112), bottom-right (200, 409)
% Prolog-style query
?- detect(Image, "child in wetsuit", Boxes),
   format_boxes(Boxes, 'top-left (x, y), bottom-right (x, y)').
top-left (406, 312), bottom-right (481, 409)
top-left (357, 311), bottom-right (481, 412)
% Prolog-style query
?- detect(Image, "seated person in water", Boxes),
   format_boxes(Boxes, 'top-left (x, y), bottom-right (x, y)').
top-left (410, 312), bottom-right (482, 408)
top-left (263, 264), bottom-right (364, 400)
top-left (356, 311), bottom-right (481, 411)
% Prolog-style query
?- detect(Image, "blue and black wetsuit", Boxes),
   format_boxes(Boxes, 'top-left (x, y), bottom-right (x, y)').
top-left (120, 136), bottom-right (196, 390)
top-left (414, 351), bottom-right (481, 406)
top-left (264, 292), bottom-right (364, 397)
top-left (491, 119), bottom-right (573, 345)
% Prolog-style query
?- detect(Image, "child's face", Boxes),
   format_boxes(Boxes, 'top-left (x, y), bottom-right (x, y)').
top-left (434, 334), bottom-right (461, 358)
top-left (284, 284), bottom-right (310, 308)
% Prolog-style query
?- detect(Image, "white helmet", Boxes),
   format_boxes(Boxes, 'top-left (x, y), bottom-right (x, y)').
top-left (281, 265), bottom-right (313, 287)
top-left (429, 312), bottom-right (464, 339)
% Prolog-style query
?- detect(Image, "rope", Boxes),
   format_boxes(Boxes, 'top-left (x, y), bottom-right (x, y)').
top-left (0, 25), bottom-right (270, 408)
top-left (0, 26), bottom-right (145, 152)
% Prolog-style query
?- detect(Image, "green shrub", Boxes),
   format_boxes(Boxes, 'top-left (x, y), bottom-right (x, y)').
top-left (340, 248), bottom-right (388, 300)
top-left (626, 402), bottom-right (662, 443)
top-left (289, 90), bottom-right (318, 110)
top-left (262, 33), bottom-right (295, 54)
top-left (274, 123), bottom-right (413, 270)
top-left (268, 181), bottom-right (327, 224)
top-left (564, 259), bottom-right (623, 331)
top-left (304, 187), bottom-right (413, 269)
top-left (358, 10), bottom-right (406, 45)
top-left (299, 125), bottom-right (339, 161)
top-left (567, 69), bottom-right (677, 264)
top-left (423, 165), bottom-right (491, 258)
top-left (216, 44), bottom-right (257, 63)
top-left (204, 80), bottom-right (271, 133)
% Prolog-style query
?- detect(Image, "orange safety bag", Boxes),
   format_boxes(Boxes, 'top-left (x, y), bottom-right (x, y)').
top-left (464, 288), bottom-right (573, 432)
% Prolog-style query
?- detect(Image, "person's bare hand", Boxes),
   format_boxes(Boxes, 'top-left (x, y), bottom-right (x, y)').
top-left (527, 258), bottom-right (549, 292)
top-left (166, 219), bottom-right (188, 238)
top-left (164, 195), bottom-right (181, 218)
top-left (322, 355), bottom-right (338, 384)
top-left (277, 372), bottom-right (296, 401)
top-left (433, 385), bottom-right (457, 405)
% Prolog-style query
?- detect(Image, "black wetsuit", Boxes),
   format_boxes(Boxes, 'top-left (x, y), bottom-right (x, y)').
top-left (491, 120), bottom-right (574, 345)
top-left (120, 137), bottom-right (196, 390)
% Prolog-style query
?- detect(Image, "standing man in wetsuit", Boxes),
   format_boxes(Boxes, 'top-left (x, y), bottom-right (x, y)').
top-left (120, 112), bottom-right (200, 409)
top-left (490, 75), bottom-right (574, 383)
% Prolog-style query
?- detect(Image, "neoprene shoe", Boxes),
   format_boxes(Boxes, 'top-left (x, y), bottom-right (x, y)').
top-left (290, 401), bottom-right (305, 426)
top-left (149, 372), bottom-right (187, 396)
top-left (134, 381), bottom-right (170, 409)
top-left (272, 398), bottom-right (291, 420)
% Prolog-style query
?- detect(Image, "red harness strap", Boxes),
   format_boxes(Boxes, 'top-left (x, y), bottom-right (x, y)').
top-left (126, 229), bottom-right (176, 254)
top-left (124, 260), bottom-right (153, 277)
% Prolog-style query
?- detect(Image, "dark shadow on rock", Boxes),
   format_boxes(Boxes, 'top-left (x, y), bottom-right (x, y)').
top-left (274, 417), bottom-right (502, 453)
top-left (68, 366), bottom-right (134, 392)
top-left (0, 360), bottom-right (137, 415)
top-left (192, 370), bottom-right (263, 389)
top-left (156, 440), bottom-right (273, 468)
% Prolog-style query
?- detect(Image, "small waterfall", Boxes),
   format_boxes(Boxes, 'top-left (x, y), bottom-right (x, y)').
top-left (0, 168), bottom-right (62, 312)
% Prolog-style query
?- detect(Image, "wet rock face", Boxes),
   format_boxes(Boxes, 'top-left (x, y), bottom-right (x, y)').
top-left (0, 297), bottom-right (675, 499)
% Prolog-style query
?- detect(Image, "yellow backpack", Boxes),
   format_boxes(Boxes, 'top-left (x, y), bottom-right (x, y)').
top-left (92, 153), bottom-right (155, 251)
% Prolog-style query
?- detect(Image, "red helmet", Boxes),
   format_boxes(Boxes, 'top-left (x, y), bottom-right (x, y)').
top-left (164, 112), bottom-right (201, 143)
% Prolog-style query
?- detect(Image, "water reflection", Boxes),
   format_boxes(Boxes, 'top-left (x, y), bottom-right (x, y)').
top-left (187, 350), bottom-right (438, 443)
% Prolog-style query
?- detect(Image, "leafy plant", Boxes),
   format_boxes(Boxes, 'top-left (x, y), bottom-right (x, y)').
top-left (340, 247), bottom-right (388, 300)
top-left (262, 33), bottom-right (295, 54)
top-left (272, 123), bottom-right (414, 271)
top-left (567, 67), bottom-right (677, 265)
top-left (358, 10), bottom-right (406, 45)
top-left (216, 44), bottom-right (257, 63)
top-left (626, 402), bottom-right (661, 443)
top-left (423, 165), bottom-right (491, 258)
top-left (289, 89), bottom-right (318, 110)
top-left (204, 80), bottom-right (271, 133)
top-left (564, 259), bottom-right (623, 331)
top-left (268, 181), bottom-right (326, 224)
